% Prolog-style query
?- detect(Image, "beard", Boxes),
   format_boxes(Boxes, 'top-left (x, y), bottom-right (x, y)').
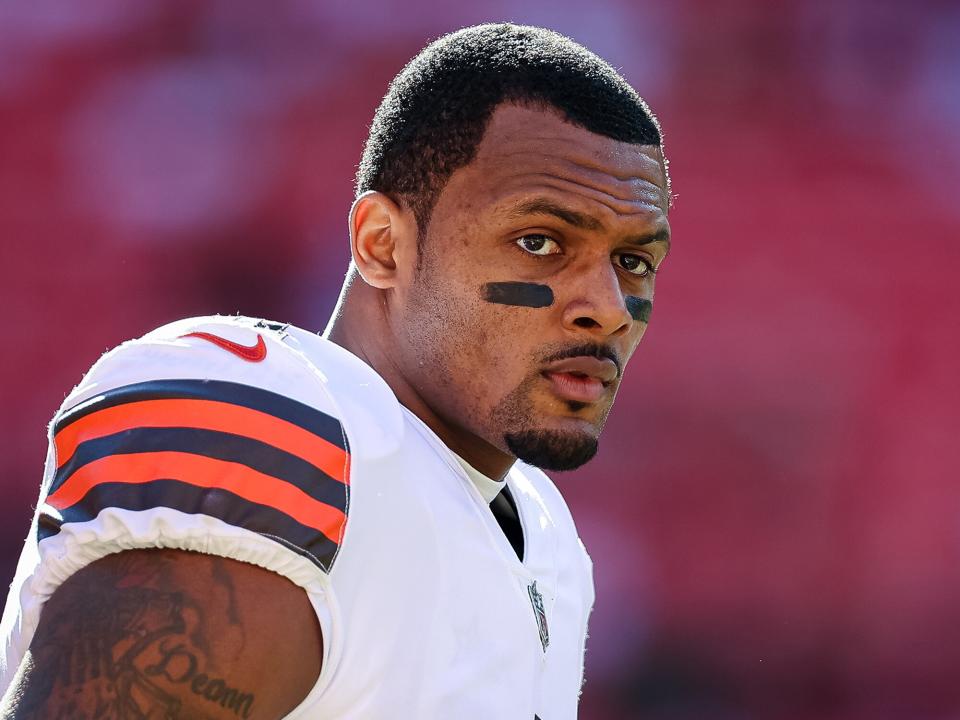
top-left (493, 368), bottom-right (606, 471)
top-left (486, 334), bottom-right (624, 473)
top-left (504, 429), bottom-right (599, 471)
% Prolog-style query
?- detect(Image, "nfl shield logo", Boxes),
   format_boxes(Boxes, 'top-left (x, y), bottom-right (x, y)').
top-left (528, 580), bottom-right (550, 652)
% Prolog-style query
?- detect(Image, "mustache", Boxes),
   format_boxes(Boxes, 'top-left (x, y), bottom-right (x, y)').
top-left (541, 343), bottom-right (623, 379)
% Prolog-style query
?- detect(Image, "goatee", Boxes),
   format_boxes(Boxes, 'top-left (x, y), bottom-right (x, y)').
top-left (505, 430), bottom-right (598, 471)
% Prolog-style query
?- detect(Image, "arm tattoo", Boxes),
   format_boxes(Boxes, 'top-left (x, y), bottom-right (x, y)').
top-left (6, 552), bottom-right (256, 720)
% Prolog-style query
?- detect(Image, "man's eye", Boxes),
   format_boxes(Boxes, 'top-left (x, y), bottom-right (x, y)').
top-left (516, 235), bottom-right (560, 256)
top-left (615, 253), bottom-right (654, 277)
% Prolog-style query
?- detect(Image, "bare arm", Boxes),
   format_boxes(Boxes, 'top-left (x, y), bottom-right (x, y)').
top-left (0, 549), bottom-right (322, 720)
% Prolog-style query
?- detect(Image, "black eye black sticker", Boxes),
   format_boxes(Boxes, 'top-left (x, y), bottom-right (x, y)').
top-left (482, 283), bottom-right (651, 322)
top-left (481, 282), bottom-right (554, 308)
top-left (625, 296), bottom-right (653, 323)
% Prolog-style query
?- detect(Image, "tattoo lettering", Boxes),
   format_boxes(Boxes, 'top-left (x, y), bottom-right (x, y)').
top-left (8, 552), bottom-right (256, 720)
top-left (146, 641), bottom-right (254, 717)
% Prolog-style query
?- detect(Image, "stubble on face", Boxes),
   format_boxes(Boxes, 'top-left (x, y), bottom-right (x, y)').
top-left (398, 248), bottom-right (493, 433)
top-left (492, 370), bottom-right (603, 471)
top-left (403, 251), bottom-right (613, 472)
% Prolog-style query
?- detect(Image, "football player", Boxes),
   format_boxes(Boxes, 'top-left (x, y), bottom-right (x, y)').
top-left (0, 23), bottom-right (670, 720)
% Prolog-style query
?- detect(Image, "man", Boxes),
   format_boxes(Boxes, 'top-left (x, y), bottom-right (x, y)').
top-left (0, 22), bottom-right (670, 720)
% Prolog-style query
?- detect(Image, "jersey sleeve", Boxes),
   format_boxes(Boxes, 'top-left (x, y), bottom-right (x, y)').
top-left (1, 316), bottom-right (350, 694)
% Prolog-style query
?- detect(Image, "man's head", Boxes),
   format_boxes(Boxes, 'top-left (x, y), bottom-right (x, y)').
top-left (356, 23), bottom-right (668, 238)
top-left (337, 24), bottom-right (671, 475)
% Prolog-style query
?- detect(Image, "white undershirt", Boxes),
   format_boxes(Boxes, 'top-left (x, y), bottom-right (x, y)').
top-left (453, 452), bottom-right (506, 504)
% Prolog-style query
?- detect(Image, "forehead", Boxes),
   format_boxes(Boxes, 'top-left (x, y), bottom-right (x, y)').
top-left (447, 103), bottom-right (670, 223)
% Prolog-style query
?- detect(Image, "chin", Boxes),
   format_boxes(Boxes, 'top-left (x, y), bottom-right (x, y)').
top-left (504, 429), bottom-right (599, 471)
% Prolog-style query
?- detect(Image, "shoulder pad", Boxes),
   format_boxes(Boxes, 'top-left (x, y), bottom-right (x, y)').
top-left (44, 315), bottom-right (351, 571)
top-left (280, 326), bottom-right (405, 461)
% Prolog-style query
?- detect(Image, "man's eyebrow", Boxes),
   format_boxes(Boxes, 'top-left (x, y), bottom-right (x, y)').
top-left (507, 199), bottom-right (604, 231)
top-left (625, 227), bottom-right (671, 253)
top-left (507, 198), bottom-right (671, 252)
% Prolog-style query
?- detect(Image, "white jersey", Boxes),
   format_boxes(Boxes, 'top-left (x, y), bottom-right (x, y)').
top-left (0, 315), bottom-right (595, 719)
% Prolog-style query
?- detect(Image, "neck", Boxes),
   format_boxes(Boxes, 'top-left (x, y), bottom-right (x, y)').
top-left (325, 270), bottom-right (515, 480)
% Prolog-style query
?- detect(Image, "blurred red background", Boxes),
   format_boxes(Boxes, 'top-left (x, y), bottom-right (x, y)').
top-left (2, 1), bottom-right (959, 718)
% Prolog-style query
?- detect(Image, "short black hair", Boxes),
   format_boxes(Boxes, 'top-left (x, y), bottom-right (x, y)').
top-left (356, 23), bottom-right (667, 235)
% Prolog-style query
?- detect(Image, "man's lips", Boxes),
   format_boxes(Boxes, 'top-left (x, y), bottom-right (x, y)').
top-left (542, 356), bottom-right (619, 404)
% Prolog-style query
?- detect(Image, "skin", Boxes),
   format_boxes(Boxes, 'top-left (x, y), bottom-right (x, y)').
top-left (0, 550), bottom-right (321, 719)
top-left (328, 102), bottom-right (671, 479)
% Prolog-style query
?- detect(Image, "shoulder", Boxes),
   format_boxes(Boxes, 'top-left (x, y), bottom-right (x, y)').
top-left (42, 315), bottom-right (381, 576)
top-left (279, 324), bottom-right (405, 461)
top-left (6, 317), bottom-right (410, 699)
top-left (61, 315), bottom-right (336, 420)
top-left (57, 315), bottom-right (405, 466)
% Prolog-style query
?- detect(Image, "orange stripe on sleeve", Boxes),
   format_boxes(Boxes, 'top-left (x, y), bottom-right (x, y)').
top-left (54, 399), bottom-right (348, 484)
top-left (45, 451), bottom-right (347, 541)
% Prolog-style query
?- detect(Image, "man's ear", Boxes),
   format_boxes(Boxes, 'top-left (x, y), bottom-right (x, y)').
top-left (348, 191), bottom-right (417, 289)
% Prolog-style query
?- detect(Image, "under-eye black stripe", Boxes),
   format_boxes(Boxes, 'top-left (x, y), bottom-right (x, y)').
top-left (49, 427), bottom-right (347, 511)
top-left (54, 379), bottom-right (347, 452)
top-left (625, 296), bottom-right (653, 323)
top-left (38, 479), bottom-right (340, 570)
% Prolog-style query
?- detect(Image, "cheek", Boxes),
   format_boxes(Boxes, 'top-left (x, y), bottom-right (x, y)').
top-left (475, 307), bottom-right (549, 382)
top-left (620, 324), bottom-right (649, 370)
top-left (405, 261), bottom-right (545, 388)
top-left (404, 276), bottom-right (495, 372)
top-left (446, 300), bottom-right (543, 403)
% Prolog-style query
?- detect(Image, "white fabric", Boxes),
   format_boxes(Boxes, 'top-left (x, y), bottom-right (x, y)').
top-left (451, 451), bottom-right (506, 504)
top-left (0, 315), bottom-right (595, 719)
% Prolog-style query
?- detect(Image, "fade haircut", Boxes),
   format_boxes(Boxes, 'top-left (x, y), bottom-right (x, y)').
top-left (356, 23), bottom-right (668, 236)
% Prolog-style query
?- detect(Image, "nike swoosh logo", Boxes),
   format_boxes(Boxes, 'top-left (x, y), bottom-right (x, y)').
top-left (183, 331), bottom-right (267, 362)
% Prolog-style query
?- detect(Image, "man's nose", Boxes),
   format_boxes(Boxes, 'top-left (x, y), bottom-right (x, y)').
top-left (560, 262), bottom-right (635, 338)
